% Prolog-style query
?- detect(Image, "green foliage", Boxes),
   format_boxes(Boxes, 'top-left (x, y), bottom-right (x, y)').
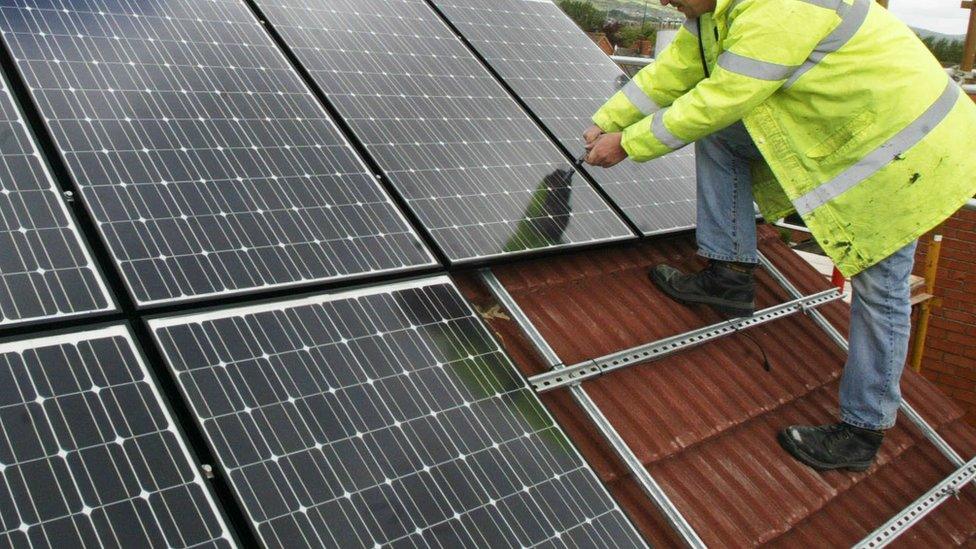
top-left (557, 0), bottom-right (607, 32)
top-left (616, 24), bottom-right (657, 47)
top-left (608, 9), bottom-right (631, 20)
top-left (919, 35), bottom-right (964, 65)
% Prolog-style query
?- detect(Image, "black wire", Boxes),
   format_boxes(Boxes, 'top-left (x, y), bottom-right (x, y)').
top-left (720, 310), bottom-right (772, 371)
top-left (740, 326), bottom-right (773, 372)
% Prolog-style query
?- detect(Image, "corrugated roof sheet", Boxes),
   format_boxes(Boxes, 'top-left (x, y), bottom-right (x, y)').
top-left (456, 226), bottom-right (976, 547)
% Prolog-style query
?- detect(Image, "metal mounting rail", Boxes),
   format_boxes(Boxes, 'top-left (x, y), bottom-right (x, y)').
top-left (479, 269), bottom-right (705, 549)
top-left (758, 252), bottom-right (965, 468)
top-left (529, 288), bottom-right (843, 393)
top-left (610, 54), bottom-right (654, 67)
top-left (853, 456), bottom-right (976, 548)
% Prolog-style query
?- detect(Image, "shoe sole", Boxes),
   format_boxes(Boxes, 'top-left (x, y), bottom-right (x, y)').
top-left (776, 430), bottom-right (872, 472)
top-left (649, 270), bottom-right (756, 318)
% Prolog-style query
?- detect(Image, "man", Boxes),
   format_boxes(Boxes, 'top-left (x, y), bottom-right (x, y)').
top-left (583, 0), bottom-right (976, 471)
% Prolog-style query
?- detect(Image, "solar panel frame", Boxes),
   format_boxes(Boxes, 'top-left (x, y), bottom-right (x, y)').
top-left (0, 0), bottom-right (439, 308)
top-left (427, 0), bottom-right (699, 235)
top-left (0, 55), bottom-right (115, 328)
top-left (0, 324), bottom-right (236, 548)
top-left (250, 0), bottom-right (638, 265)
top-left (149, 275), bottom-right (646, 548)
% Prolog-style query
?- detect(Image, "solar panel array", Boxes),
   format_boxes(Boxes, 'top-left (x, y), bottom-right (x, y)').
top-left (252, 0), bottom-right (635, 262)
top-left (0, 326), bottom-right (232, 547)
top-left (150, 277), bottom-right (643, 548)
top-left (430, 0), bottom-right (698, 235)
top-left (0, 0), bottom-right (705, 545)
top-left (0, 0), bottom-right (436, 306)
top-left (0, 69), bottom-right (112, 326)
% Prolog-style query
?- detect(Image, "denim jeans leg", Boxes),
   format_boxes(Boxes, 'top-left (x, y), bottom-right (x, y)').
top-left (694, 122), bottom-right (763, 264)
top-left (839, 240), bottom-right (918, 430)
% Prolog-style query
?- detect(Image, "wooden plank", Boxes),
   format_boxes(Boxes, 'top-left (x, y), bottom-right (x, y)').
top-left (909, 274), bottom-right (926, 293)
top-left (964, 0), bottom-right (976, 71)
top-left (911, 292), bottom-right (935, 306)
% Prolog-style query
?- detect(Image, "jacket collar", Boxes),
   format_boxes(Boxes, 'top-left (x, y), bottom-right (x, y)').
top-left (711, 0), bottom-right (738, 19)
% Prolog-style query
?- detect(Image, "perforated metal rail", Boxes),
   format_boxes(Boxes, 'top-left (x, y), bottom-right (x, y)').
top-left (528, 288), bottom-right (842, 392)
top-left (853, 456), bottom-right (976, 548)
top-left (479, 269), bottom-right (703, 549)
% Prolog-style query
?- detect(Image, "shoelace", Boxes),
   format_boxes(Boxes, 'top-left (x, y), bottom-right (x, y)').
top-left (823, 425), bottom-right (854, 455)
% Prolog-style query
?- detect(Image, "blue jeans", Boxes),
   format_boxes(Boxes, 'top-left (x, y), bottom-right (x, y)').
top-left (697, 122), bottom-right (916, 430)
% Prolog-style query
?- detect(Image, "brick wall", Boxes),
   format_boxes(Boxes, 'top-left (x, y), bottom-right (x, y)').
top-left (914, 207), bottom-right (976, 426)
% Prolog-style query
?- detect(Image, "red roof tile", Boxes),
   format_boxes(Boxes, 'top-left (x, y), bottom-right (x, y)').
top-left (457, 226), bottom-right (976, 547)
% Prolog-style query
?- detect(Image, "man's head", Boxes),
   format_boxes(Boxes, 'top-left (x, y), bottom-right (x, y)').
top-left (660, 0), bottom-right (716, 18)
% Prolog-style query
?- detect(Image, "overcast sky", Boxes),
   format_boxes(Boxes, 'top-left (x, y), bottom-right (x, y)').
top-left (888, 0), bottom-right (972, 34)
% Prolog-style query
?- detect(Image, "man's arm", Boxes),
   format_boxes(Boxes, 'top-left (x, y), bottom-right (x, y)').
top-left (591, 20), bottom-right (707, 134)
top-left (619, 0), bottom-right (837, 162)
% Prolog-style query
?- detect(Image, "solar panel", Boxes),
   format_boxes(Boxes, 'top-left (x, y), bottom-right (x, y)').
top-left (429, 0), bottom-right (698, 235)
top-left (0, 1), bottom-right (437, 307)
top-left (150, 276), bottom-right (644, 548)
top-left (0, 68), bottom-right (113, 326)
top-left (251, 0), bottom-right (635, 263)
top-left (0, 325), bottom-right (233, 547)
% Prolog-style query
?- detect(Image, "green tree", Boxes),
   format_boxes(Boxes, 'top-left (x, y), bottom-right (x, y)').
top-left (919, 34), bottom-right (964, 65)
top-left (557, 0), bottom-right (607, 32)
top-left (617, 24), bottom-right (657, 48)
top-left (617, 25), bottom-right (642, 47)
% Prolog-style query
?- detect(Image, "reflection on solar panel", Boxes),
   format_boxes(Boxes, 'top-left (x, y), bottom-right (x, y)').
top-left (150, 277), bottom-right (643, 548)
top-left (253, 0), bottom-right (635, 263)
top-left (0, 70), bottom-right (113, 326)
top-left (430, 0), bottom-right (698, 235)
top-left (0, 326), bottom-right (232, 547)
top-left (0, 0), bottom-right (436, 306)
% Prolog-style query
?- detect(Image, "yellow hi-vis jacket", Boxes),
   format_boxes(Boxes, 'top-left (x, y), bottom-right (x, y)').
top-left (592, 0), bottom-right (976, 276)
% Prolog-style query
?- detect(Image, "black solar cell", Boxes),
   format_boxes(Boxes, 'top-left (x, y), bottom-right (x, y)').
top-left (0, 69), bottom-right (113, 326)
top-left (430, 0), bottom-right (698, 234)
top-left (0, 326), bottom-right (232, 547)
top-left (0, 0), bottom-right (436, 306)
top-left (151, 277), bottom-right (644, 548)
top-left (252, 0), bottom-right (635, 263)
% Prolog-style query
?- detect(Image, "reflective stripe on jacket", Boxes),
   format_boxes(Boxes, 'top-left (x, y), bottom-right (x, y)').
top-left (592, 0), bottom-right (976, 276)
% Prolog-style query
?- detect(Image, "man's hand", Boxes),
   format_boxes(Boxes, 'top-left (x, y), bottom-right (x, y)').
top-left (583, 124), bottom-right (604, 145)
top-left (585, 132), bottom-right (627, 168)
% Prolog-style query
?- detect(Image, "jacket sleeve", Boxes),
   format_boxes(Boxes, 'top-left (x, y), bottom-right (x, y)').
top-left (619, 0), bottom-right (837, 161)
top-left (591, 20), bottom-right (706, 133)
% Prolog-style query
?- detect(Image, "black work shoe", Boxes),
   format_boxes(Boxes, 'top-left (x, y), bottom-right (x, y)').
top-left (777, 422), bottom-right (884, 472)
top-left (649, 261), bottom-right (756, 317)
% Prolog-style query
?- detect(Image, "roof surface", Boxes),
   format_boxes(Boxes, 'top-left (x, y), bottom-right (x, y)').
top-left (457, 226), bottom-right (976, 547)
